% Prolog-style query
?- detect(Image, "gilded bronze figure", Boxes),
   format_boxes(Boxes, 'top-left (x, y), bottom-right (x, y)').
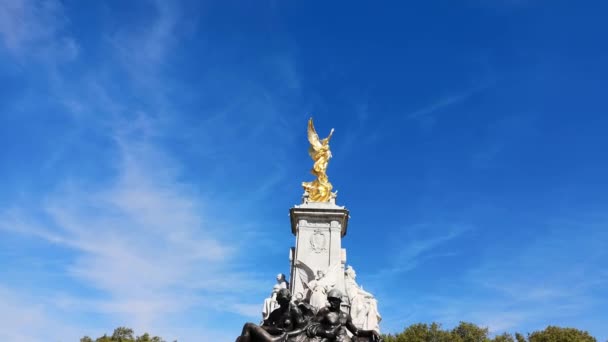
top-left (302, 118), bottom-right (335, 202)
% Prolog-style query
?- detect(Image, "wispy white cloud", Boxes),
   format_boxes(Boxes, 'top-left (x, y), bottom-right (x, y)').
top-left (273, 55), bottom-right (301, 91)
top-left (0, 285), bottom-right (82, 341)
top-left (0, 0), bottom-right (78, 61)
top-left (0, 117), bottom-right (265, 339)
top-left (108, 0), bottom-right (180, 86)
top-left (471, 113), bottom-right (538, 168)
top-left (406, 83), bottom-right (491, 124)
top-left (374, 223), bottom-right (473, 277)
top-left (382, 217), bottom-right (608, 337)
top-left (0, 2), bottom-right (286, 339)
top-left (0, 1), bottom-right (309, 340)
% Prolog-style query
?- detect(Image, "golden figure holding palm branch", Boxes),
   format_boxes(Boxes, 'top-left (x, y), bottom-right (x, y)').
top-left (302, 118), bottom-right (335, 202)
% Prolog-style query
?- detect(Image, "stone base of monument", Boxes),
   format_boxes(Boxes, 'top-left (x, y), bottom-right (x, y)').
top-left (288, 197), bottom-right (381, 333)
top-left (247, 195), bottom-right (381, 342)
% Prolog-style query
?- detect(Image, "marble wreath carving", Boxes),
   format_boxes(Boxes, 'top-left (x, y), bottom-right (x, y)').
top-left (238, 288), bottom-right (382, 342)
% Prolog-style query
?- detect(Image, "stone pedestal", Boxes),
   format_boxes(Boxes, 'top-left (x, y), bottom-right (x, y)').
top-left (288, 201), bottom-right (349, 302)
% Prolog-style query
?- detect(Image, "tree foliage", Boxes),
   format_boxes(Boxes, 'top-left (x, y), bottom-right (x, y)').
top-left (383, 323), bottom-right (597, 342)
top-left (84, 324), bottom-right (597, 342)
top-left (492, 333), bottom-right (515, 342)
top-left (515, 333), bottom-right (527, 342)
top-left (383, 322), bottom-right (453, 342)
top-left (527, 326), bottom-right (596, 342)
top-left (452, 321), bottom-right (490, 342)
top-left (383, 322), bottom-right (492, 342)
top-left (81, 327), bottom-right (171, 342)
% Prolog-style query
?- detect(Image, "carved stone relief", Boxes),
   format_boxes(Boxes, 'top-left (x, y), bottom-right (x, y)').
top-left (309, 229), bottom-right (327, 253)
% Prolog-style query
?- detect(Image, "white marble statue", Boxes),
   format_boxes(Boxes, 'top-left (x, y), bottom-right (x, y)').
top-left (261, 284), bottom-right (281, 321)
top-left (344, 265), bottom-right (381, 332)
top-left (276, 273), bottom-right (289, 289)
top-left (294, 260), bottom-right (339, 310)
top-left (307, 270), bottom-right (330, 308)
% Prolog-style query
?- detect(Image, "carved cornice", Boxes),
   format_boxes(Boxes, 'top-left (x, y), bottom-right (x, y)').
top-left (289, 205), bottom-right (350, 237)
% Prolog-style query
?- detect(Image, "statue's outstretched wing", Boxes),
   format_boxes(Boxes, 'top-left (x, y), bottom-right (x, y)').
top-left (307, 118), bottom-right (324, 151)
top-left (295, 260), bottom-right (316, 289)
top-left (321, 263), bottom-right (341, 288)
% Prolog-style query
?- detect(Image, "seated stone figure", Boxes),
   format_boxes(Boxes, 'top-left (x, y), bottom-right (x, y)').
top-left (344, 266), bottom-right (381, 333)
top-left (262, 285), bottom-right (282, 322)
top-left (306, 289), bottom-right (382, 342)
top-left (237, 288), bottom-right (308, 342)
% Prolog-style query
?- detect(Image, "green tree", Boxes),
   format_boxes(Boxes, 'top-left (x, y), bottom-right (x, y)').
top-left (136, 333), bottom-right (166, 342)
top-left (383, 323), bottom-right (598, 342)
top-left (395, 322), bottom-right (433, 342)
top-left (528, 326), bottom-right (596, 342)
top-left (382, 322), bottom-right (456, 342)
top-left (112, 327), bottom-right (135, 341)
top-left (81, 327), bottom-right (169, 342)
top-left (95, 334), bottom-right (112, 342)
top-left (492, 333), bottom-right (515, 342)
top-left (399, 323), bottom-right (428, 342)
top-left (429, 322), bottom-right (455, 342)
top-left (451, 321), bottom-right (490, 342)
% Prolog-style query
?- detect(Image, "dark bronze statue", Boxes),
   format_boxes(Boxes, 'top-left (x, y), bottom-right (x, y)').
top-left (236, 288), bottom-right (308, 342)
top-left (237, 289), bottom-right (382, 342)
top-left (306, 289), bottom-right (382, 342)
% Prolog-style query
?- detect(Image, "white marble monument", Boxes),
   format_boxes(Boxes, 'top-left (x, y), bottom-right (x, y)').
top-left (258, 118), bottom-right (382, 335)
top-left (288, 194), bottom-right (348, 306)
top-left (284, 193), bottom-right (382, 332)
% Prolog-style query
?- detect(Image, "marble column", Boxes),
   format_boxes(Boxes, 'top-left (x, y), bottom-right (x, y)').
top-left (288, 199), bottom-right (349, 305)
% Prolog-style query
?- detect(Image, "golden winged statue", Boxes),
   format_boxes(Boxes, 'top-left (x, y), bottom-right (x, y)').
top-left (302, 118), bottom-right (334, 202)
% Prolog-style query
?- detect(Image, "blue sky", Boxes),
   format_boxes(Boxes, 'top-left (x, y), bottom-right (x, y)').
top-left (1, 0), bottom-right (607, 341)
